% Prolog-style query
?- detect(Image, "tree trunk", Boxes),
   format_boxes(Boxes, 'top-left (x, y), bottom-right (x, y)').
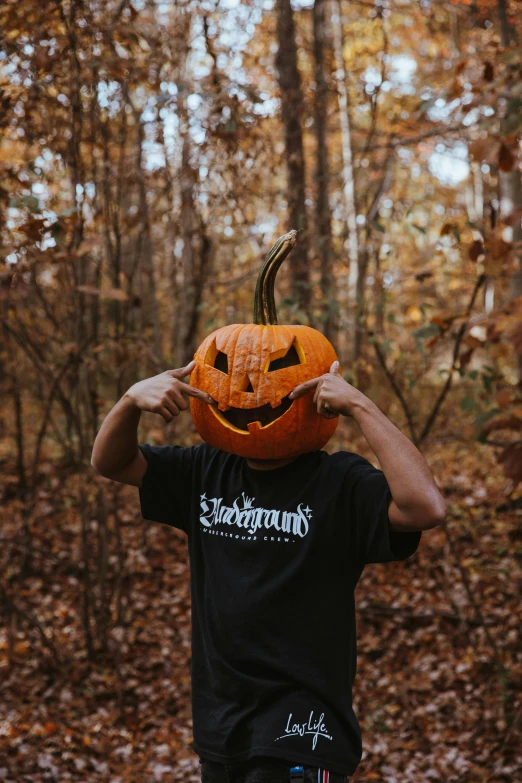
top-left (497, 0), bottom-right (515, 48)
top-left (331, 0), bottom-right (359, 362)
top-left (275, 0), bottom-right (310, 319)
top-left (169, 10), bottom-right (210, 366)
top-left (177, 105), bottom-right (212, 366)
top-left (497, 0), bottom-right (522, 380)
top-left (313, 0), bottom-right (335, 344)
top-left (134, 111), bottom-right (162, 361)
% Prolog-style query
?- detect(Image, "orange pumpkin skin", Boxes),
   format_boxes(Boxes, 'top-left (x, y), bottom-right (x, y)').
top-left (190, 323), bottom-right (339, 460)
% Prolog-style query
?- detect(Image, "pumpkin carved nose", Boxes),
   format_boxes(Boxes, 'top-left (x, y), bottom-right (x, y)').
top-left (237, 374), bottom-right (255, 393)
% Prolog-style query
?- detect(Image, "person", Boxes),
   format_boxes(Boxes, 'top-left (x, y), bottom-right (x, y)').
top-left (91, 359), bottom-right (447, 783)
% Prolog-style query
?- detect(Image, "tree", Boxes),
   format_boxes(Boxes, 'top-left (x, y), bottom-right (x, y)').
top-left (313, 0), bottom-right (335, 343)
top-left (275, 0), bottom-right (310, 319)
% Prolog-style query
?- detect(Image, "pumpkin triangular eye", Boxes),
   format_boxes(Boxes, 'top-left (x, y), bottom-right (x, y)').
top-left (205, 340), bottom-right (229, 374)
top-left (267, 342), bottom-right (302, 372)
top-left (214, 350), bottom-right (229, 374)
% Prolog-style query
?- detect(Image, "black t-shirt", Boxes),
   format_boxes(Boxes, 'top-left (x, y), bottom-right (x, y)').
top-left (137, 442), bottom-right (422, 777)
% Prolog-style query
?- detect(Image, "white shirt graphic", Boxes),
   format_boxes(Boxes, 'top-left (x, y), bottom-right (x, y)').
top-left (199, 492), bottom-right (313, 538)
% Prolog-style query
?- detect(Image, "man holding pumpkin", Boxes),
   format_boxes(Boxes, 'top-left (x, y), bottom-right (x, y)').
top-left (91, 232), bottom-right (447, 783)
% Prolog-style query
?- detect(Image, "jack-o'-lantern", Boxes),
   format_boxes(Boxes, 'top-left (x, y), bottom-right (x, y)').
top-left (189, 230), bottom-right (339, 459)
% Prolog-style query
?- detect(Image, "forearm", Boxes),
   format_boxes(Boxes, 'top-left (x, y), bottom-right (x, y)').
top-left (91, 393), bottom-right (142, 476)
top-left (350, 397), bottom-right (446, 520)
top-left (289, 362), bottom-right (446, 526)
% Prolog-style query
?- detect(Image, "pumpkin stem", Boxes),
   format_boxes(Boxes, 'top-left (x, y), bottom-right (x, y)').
top-left (253, 230), bottom-right (298, 325)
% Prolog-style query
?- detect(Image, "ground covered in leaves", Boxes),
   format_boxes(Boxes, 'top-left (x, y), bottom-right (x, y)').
top-left (1, 437), bottom-right (521, 783)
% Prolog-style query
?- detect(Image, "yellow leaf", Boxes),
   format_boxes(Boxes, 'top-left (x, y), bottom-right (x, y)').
top-left (406, 305), bottom-right (422, 322)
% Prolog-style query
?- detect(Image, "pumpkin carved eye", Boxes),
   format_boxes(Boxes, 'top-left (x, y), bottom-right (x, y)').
top-left (265, 337), bottom-right (305, 373)
top-left (214, 351), bottom-right (229, 374)
top-left (205, 341), bottom-right (229, 375)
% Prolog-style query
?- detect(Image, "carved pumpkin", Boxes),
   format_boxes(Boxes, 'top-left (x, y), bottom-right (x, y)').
top-left (189, 230), bottom-right (339, 459)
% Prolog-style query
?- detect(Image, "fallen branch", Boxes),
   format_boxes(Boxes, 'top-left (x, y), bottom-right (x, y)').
top-left (358, 602), bottom-right (495, 626)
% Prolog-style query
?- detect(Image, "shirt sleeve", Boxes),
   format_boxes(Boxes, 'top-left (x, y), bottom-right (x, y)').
top-left (346, 456), bottom-right (422, 565)
top-left (138, 443), bottom-right (197, 535)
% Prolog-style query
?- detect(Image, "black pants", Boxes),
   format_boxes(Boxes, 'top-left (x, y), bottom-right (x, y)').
top-left (198, 756), bottom-right (350, 783)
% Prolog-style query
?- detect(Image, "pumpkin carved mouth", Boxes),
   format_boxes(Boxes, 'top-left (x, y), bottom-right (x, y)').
top-left (211, 394), bottom-right (294, 433)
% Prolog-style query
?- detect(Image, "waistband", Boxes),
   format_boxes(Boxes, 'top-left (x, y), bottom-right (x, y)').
top-left (199, 756), bottom-right (349, 783)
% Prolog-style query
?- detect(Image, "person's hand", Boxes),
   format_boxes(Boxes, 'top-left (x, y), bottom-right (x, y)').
top-left (288, 360), bottom-right (368, 418)
top-left (125, 360), bottom-right (214, 423)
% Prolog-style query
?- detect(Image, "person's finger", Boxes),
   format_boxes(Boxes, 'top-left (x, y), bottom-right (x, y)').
top-left (166, 360), bottom-right (196, 379)
top-left (322, 409), bottom-right (338, 419)
top-left (163, 398), bottom-right (180, 417)
top-left (318, 396), bottom-right (337, 418)
top-left (289, 376), bottom-right (321, 400)
top-left (330, 360), bottom-right (341, 375)
top-left (158, 404), bottom-right (176, 422)
top-left (313, 379), bottom-right (323, 406)
top-left (174, 381), bottom-right (214, 404)
top-left (170, 389), bottom-right (189, 411)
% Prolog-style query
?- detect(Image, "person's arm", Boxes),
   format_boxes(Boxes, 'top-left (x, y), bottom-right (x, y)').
top-left (290, 361), bottom-right (447, 532)
top-left (90, 360), bottom-right (214, 488)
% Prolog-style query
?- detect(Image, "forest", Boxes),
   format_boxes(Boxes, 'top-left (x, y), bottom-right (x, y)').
top-left (1, 0), bottom-right (522, 780)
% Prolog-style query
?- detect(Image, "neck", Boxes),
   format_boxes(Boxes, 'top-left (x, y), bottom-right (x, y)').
top-left (246, 456), bottom-right (297, 471)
